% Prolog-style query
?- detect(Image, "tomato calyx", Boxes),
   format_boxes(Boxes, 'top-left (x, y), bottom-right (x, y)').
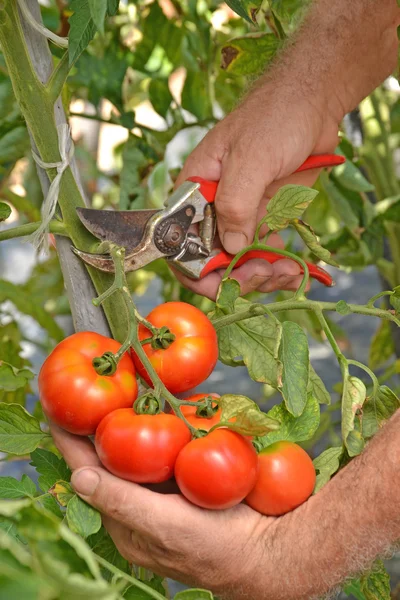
top-left (134, 393), bottom-right (161, 415)
top-left (252, 439), bottom-right (264, 453)
top-left (92, 351), bottom-right (118, 376)
top-left (195, 396), bottom-right (219, 418)
top-left (147, 325), bottom-right (176, 350)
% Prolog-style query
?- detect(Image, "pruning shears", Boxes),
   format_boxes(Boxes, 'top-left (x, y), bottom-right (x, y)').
top-left (73, 153), bottom-right (345, 287)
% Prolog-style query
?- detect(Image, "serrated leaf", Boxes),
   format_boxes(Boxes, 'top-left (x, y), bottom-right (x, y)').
top-left (218, 395), bottom-right (279, 436)
top-left (181, 71), bottom-right (212, 121)
top-left (0, 475), bottom-right (36, 499)
top-left (213, 298), bottom-right (283, 388)
top-left (0, 362), bottom-right (34, 392)
top-left (308, 365), bottom-right (331, 405)
top-left (88, 0), bottom-right (107, 33)
top-left (221, 34), bottom-right (280, 77)
top-left (259, 395), bottom-right (320, 448)
top-left (362, 386), bottom-right (400, 439)
top-left (49, 481), bottom-right (74, 507)
top-left (0, 404), bottom-right (49, 455)
top-left (334, 158), bottom-right (375, 193)
top-left (313, 446), bottom-right (343, 493)
top-left (265, 185), bottom-right (318, 231)
top-left (119, 135), bottom-right (147, 210)
top-left (293, 219), bottom-right (339, 267)
top-left (369, 320), bottom-right (394, 370)
top-left (336, 300), bottom-right (352, 315)
top-left (68, 0), bottom-right (97, 65)
top-left (342, 376), bottom-right (366, 457)
top-left (67, 495), bottom-right (102, 539)
top-left (0, 280), bottom-right (63, 342)
top-left (360, 560), bottom-right (391, 600)
top-left (216, 278), bottom-right (240, 313)
top-left (30, 449), bottom-right (71, 493)
top-left (148, 79), bottom-right (173, 119)
top-left (279, 321), bottom-right (309, 416)
top-left (0, 202), bottom-right (11, 222)
top-left (223, 0), bottom-right (253, 22)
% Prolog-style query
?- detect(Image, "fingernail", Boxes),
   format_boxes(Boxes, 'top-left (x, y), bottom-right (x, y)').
top-left (71, 468), bottom-right (100, 496)
top-left (223, 232), bottom-right (248, 254)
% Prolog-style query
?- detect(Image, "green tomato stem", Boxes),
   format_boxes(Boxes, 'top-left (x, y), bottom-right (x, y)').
top-left (94, 555), bottom-right (166, 600)
top-left (366, 290), bottom-right (394, 308)
top-left (347, 359), bottom-right (379, 397)
top-left (0, 220), bottom-right (67, 241)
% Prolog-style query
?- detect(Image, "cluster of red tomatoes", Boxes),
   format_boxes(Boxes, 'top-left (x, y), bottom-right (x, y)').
top-left (39, 302), bottom-right (315, 516)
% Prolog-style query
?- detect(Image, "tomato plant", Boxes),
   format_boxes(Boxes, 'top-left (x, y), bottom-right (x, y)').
top-left (95, 409), bottom-right (191, 483)
top-left (246, 441), bottom-right (316, 516)
top-left (132, 302), bottom-right (219, 394)
top-left (39, 332), bottom-right (138, 435)
top-left (175, 429), bottom-right (259, 509)
top-left (0, 0), bottom-right (399, 598)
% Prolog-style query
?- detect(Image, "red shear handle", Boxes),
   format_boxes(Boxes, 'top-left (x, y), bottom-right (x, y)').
top-left (188, 153), bottom-right (345, 203)
top-left (200, 249), bottom-right (334, 287)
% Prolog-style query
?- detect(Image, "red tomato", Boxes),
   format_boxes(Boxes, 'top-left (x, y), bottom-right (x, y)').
top-left (180, 393), bottom-right (221, 431)
top-left (132, 302), bottom-right (218, 394)
top-left (175, 429), bottom-right (258, 509)
top-left (39, 332), bottom-right (138, 435)
top-left (246, 441), bottom-right (316, 516)
top-left (95, 409), bottom-right (191, 483)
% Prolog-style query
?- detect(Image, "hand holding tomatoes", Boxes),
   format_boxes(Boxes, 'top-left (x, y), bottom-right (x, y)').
top-left (39, 332), bottom-right (138, 435)
top-left (132, 302), bottom-right (218, 394)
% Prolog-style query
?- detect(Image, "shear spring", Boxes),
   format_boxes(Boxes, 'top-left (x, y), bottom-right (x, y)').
top-left (199, 204), bottom-right (216, 253)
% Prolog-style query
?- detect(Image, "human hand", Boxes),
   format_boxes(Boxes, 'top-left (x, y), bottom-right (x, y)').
top-left (50, 423), bottom-right (277, 599)
top-left (172, 79), bottom-right (341, 300)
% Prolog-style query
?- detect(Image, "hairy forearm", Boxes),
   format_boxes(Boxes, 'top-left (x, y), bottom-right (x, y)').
top-left (257, 409), bottom-right (400, 600)
top-left (252, 0), bottom-right (400, 124)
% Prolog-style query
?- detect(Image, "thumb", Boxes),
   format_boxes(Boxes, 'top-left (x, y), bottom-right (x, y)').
top-left (215, 154), bottom-right (270, 255)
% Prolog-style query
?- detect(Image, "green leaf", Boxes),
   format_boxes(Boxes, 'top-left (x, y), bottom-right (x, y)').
top-left (362, 386), bottom-right (400, 439)
top-left (270, 0), bottom-right (309, 22)
top-left (313, 446), bottom-right (343, 493)
top-left (30, 449), bottom-right (71, 493)
top-left (88, 0), bottom-right (107, 33)
top-left (0, 499), bottom-right (31, 518)
top-left (49, 481), bottom-right (74, 507)
top-left (174, 591), bottom-right (214, 600)
top-left (343, 581), bottom-right (368, 600)
top-left (0, 476), bottom-right (36, 500)
top-left (321, 173), bottom-right (359, 231)
top-left (0, 202), bottom-right (11, 222)
top-left (360, 561), bottom-right (391, 600)
top-left (119, 135), bottom-right (147, 210)
top-left (0, 404), bottom-right (49, 455)
top-left (279, 321), bottom-right (309, 416)
top-left (66, 495), bottom-right (102, 539)
top-left (369, 320), bottom-right (394, 370)
top-left (223, 0), bottom-right (253, 22)
top-left (308, 365), bottom-right (331, 405)
top-left (336, 300), bottom-right (352, 316)
top-left (292, 219), bottom-right (339, 267)
top-left (218, 394), bottom-right (279, 436)
top-left (259, 395), bottom-right (320, 448)
top-left (390, 285), bottom-right (400, 313)
top-left (181, 71), bottom-right (212, 121)
top-left (0, 362), bottom-right (34, 392)
top-left (88, 527), bottom-right (129, 578)
top-left (265, 185), bottom-right (318, 231)
top-left (216, 278), bottom-right (240, 313)
top-left (149, 79), bottom-right (173, 119)
top-left (0, 127), bottom-right (30, 165)
top-left (0, 280), bottom-right (64, 342)
top-left (68, 0), bottom-right (97, 65)
top-left (342, 376), bottom-right (366, 457)
top-left (333, 158), bottom-right (375, 193)
top-left (221, 34), bottom-right (280, 77)
top-left (214, 298), bottom-right (283, 388)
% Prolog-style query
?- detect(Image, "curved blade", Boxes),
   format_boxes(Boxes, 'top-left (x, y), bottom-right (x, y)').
top-left (77, 207), bottom-right (159, 252)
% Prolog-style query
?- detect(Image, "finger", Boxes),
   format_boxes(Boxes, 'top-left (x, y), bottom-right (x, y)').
top-left (70, 465), bottom-right (188, 537)
top-left (215, 152), bottom-right (268, 255)
top-left (50, 423), bottom-right (101, 470)
top-left (170, 266), bottom-right (222, 301)
top-left (102, 516), bottom-right (158, 570)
